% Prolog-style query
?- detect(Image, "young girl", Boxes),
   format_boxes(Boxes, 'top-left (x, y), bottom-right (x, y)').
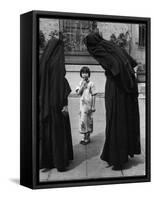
top-left (76, 66), bottom-right (97, 145)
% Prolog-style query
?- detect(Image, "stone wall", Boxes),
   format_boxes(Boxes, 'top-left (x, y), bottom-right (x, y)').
top-left (39, 18), bottom-right (59, 41)
top-left (97, 22), bottom-right (130, 40)
top-left (40, 19), bottom-right (145, 65)
top-left (39, 19), bottom-right (146, 96)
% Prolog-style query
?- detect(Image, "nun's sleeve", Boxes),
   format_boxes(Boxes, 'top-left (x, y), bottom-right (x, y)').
top-left (63, 78), bottom-right (71, 106)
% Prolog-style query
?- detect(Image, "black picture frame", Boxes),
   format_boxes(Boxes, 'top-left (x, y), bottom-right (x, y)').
top-left (20, 10), bottom-right (151, 189)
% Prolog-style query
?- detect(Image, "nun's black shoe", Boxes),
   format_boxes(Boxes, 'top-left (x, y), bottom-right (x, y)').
top-left (80, 139), bottom-right (90, 145)
top-left (58, 168), bottom-right (67, 172)
top-left (112, 165), bottom-right (122, 170)
top-left (41, 168), bottom-right (51, 172)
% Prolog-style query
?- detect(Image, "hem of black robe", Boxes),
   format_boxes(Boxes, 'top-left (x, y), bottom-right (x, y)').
top-left (40, 163), bottom-right (55, 170)
top-left (100, 154), bottom-right (128, 167)
top-left (128, 151), bottom-right (141, 157)
top-left (40, 157), bottom-right (73, 171)
top-left (100, 150), bottom-right (141, 167)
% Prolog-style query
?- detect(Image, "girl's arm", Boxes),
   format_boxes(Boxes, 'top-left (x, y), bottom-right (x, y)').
top-left (91, 94), bottom-right (96, 112)
top-left (76, 81), bottom-right (86, 95)
top-left (91, 82), bottom-right (97, 112)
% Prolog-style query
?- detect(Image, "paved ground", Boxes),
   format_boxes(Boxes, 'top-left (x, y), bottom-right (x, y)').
top-left (40, 95), bottom-right (145, 182)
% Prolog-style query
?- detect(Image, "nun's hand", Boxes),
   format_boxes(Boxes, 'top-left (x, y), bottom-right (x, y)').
top-left (61, 106), bottom-right (68, 116)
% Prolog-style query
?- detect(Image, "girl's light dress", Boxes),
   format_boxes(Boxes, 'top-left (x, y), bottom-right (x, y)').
top-left (76, 80), bottom-right (97, 134)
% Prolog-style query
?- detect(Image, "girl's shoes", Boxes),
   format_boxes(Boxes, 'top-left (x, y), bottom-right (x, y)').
top-left (80, 139), bottom-right (85, 144)
top-left (84, 138), bottom-right (91, 145)
top-left (80, 133), bottom-right (91, 145)
top-left (80, 138), bottom-right (91, 145)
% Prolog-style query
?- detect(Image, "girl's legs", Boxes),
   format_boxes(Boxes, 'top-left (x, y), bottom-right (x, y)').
top-left (79, 110), bottom-right (92, 145)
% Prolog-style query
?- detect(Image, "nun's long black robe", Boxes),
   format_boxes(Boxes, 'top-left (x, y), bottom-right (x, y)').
top-left (84, 33), bottom-right (141, 167)
top-left (39, 38), bottom-right (73, 171)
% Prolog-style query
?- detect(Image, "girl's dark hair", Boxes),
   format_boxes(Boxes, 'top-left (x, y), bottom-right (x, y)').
top-left (80, 66), bottom-right (91, 78)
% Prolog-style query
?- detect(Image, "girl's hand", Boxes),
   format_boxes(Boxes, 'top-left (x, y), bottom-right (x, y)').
top-left (87, 107), bottom-right (96, 114)
top-left (81, 80), bottom-right (87, 88)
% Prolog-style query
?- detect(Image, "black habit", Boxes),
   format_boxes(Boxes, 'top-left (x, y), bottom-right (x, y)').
top-left (84, 33), bottom-right (141, 168)
top-left (39, 38), bottom-right (73, 171)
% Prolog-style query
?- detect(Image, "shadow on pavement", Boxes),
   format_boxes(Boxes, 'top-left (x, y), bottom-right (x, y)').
top-left (69, 132), bottom-right (105, 170)
top-left (123, 156), bottom-right (145, 170)
top-left (69, 131), bottom-right (144, 172)
top-left (9, 178), bottom-right (20, 185)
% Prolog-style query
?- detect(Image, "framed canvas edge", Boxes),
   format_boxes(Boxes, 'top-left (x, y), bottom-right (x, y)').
top-left (32, 175), bottom-right (150, 189)
top-left (22, 10), bottom-right (151, 189)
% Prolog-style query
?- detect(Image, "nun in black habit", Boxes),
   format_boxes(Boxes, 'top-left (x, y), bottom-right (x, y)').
top-left (39, 37), bottom-right (73, 172)
top-left (84, 32), bottom-right (141, 170)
